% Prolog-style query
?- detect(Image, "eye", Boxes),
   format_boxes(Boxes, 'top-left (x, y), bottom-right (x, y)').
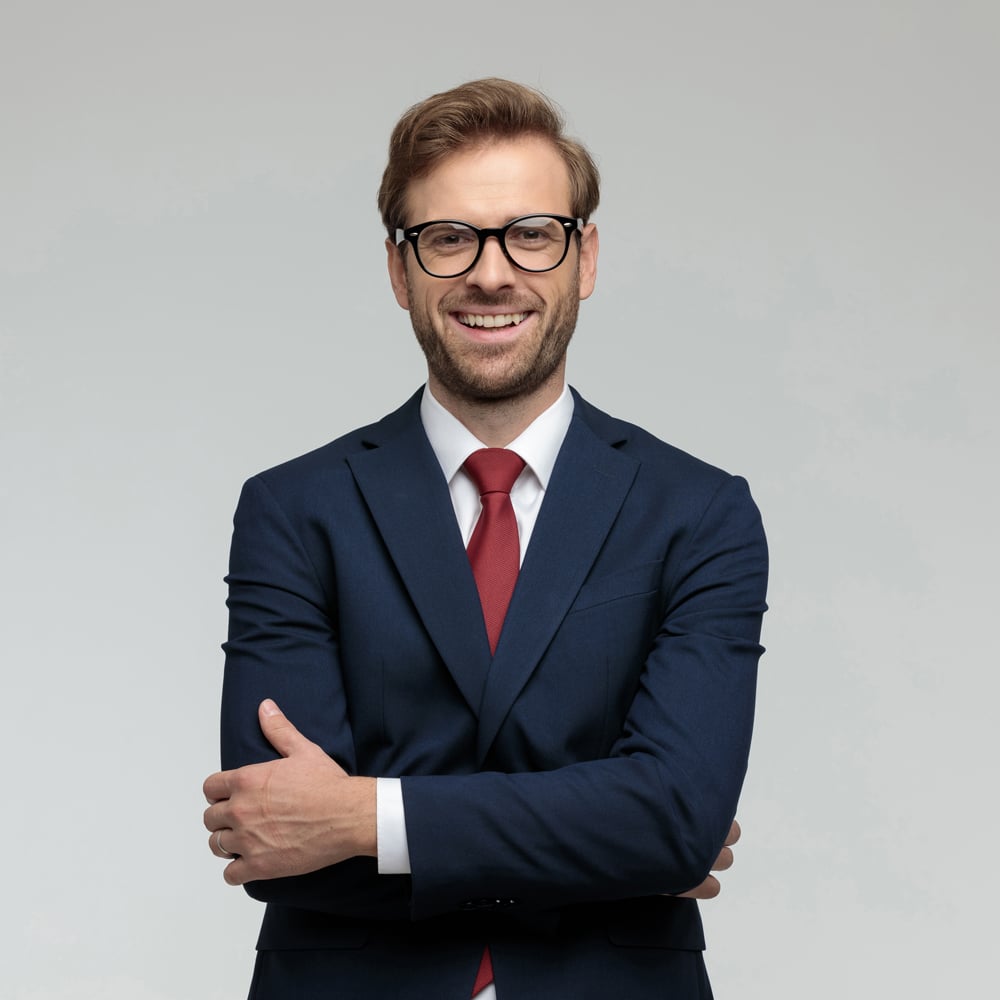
top-left (507, 215), bottom-right (566, 250)
top-left (434, 233), bottom-right (468, 248)
top-left (506, 218), bottom-right (561, 251)
top-left (420, 224), bottom-right (477, 253)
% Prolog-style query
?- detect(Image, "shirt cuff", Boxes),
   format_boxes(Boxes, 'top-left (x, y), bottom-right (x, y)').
top-left (375, 777), bottom-right (411, 874)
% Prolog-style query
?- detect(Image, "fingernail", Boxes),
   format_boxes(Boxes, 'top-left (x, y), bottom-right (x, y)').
top-left (260, 698), bottom-right (279, 717)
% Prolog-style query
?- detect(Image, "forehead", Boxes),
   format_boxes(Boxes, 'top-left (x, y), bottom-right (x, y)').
top-left (405, 136), bottom-right (573, 226)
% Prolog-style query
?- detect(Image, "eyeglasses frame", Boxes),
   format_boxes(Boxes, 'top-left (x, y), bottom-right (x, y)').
top-left (395, 214), bottom-right (583, 278)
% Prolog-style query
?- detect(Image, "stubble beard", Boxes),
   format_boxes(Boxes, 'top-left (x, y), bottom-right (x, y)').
top-left (406, 267), bottom-right (580, 405)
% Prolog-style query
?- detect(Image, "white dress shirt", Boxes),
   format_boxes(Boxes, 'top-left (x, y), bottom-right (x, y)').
top-left (375, 384), bottom-right (575, 875)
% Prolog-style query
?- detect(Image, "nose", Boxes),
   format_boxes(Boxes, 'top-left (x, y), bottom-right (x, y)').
top-left (465, 235), bottom-right (517, 293)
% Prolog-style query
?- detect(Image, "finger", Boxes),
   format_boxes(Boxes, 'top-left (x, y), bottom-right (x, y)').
top-left (711, 846), bottom-right (734, 872)
top-left (223, 856), bottom-right (251, 886)
top-left (724, 819), bottom-right (741, 847)
top-left (209, 828), bottom-right (238, 860)
top-left (258, 699), bottom-right (315, 758)
top-left (676, 875), bottom-right (720, 900)
top-left (203, 771), bottom-right (231, 804)
top-left (203, 800), bottom-right (231, 833)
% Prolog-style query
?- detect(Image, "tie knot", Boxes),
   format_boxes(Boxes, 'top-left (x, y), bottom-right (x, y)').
top-left (463, 448), bottom-right (526, 496)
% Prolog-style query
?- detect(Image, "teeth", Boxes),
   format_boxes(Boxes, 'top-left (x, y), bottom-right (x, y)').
top-left (458, 312), bottom-right (528, 328)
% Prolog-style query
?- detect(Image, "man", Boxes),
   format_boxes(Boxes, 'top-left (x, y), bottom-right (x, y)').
top-left (203, 78), bottom-right (767, 999)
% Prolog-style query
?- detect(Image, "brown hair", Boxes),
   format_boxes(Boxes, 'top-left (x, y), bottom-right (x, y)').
top-left (377, 78), bottom-right (600, 237)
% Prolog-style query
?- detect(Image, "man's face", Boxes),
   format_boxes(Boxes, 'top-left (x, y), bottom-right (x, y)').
top-left (387, 136), bottom-right (598, 407)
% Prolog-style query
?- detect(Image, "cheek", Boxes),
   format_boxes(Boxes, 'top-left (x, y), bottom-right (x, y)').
top-left (418, 291), bottom-right (444, 322)
top-left (538, 274), bottom-right (575, 308)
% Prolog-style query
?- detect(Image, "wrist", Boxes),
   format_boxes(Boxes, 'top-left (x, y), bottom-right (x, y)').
top-left (349, 776), bottom-right (378, 858)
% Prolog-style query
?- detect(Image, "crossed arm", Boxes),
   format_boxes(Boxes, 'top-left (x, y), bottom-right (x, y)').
top-left (203, 698), bottom-right (741, 901)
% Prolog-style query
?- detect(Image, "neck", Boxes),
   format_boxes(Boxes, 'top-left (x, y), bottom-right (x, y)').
top-left (428, 372), bottom-right (565, 447)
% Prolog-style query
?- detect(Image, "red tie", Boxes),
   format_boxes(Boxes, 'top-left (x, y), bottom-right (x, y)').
top-left (463, 448), bottom-right (525, 997)
top-left (464, 448), bottom-right (526, 656)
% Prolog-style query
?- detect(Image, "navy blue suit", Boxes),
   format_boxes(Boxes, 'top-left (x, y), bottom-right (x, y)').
top-left (220, 388), bottom-right (768, 999)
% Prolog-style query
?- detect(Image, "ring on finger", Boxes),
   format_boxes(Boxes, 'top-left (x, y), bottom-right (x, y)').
top-left (215, 829), bottom-right (236, 860)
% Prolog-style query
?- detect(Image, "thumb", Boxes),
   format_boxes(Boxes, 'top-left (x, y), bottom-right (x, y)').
top-left (258, 699), bottom-right (313, 758)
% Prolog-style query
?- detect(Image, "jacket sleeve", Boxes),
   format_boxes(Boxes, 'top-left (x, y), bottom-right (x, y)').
top-left (401, 474), bottom-right (768, 920)
top-left (220, 474), bottom-right (411, 918)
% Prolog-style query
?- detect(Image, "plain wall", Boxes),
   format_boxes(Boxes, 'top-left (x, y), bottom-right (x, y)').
top-left (2, 1), bottom-right (997, 996)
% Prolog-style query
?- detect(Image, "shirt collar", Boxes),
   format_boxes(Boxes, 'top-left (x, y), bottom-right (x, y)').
top-left (420, 384), bottom-right (574, 489)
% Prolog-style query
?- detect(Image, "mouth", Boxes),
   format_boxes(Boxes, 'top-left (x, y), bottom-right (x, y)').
top-left (455, 311), bottom-right (530, 330)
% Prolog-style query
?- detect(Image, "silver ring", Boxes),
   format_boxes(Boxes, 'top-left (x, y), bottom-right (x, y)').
top-left (216, 830), bottom-right (236, 860)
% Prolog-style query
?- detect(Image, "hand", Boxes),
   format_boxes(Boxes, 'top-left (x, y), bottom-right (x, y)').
top-left (203, 699), bottom-right (377, 886)
top-left (674, 819), bottom-right (741, 900)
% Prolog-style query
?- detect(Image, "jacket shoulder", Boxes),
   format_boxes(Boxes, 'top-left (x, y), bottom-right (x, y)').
top-left (245, 390), bottom-right (423, 496)
top-left (572, 391), bottom-right (738, 491)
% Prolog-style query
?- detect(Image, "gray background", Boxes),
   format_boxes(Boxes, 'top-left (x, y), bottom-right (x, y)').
top-left (2, 1), bottom-right (997, 997)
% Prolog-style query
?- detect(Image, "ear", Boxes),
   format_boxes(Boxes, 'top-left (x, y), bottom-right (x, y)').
top-left (577, 223), bottom-right (599, 301)
top-left (386, 238), bottom-right (411, 310)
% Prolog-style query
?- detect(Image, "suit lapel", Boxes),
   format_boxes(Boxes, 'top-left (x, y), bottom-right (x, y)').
top-left (475, 403), bottom-right (640, 762)
top-left (346, 395), bottom-right (492, 714)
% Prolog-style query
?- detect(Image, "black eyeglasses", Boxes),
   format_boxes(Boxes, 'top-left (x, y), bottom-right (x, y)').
top-left (396, 214), bottom-right (581, 278)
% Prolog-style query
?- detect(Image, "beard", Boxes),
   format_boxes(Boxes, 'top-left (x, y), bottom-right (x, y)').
top-left (405, 265), bottom-right (580, 404)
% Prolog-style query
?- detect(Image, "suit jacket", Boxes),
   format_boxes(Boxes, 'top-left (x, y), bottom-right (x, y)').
top-left (220, 387), bottom-right (768, 999)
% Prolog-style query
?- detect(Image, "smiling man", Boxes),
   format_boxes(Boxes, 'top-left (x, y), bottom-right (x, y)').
top-left (389, 135), bottom-right (593, 416)
top-left (203, 78), bottom-right (768, 999)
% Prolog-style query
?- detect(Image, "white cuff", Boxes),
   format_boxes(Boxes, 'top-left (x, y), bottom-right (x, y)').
top-left (375, 777), bottom-right (411, 874)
